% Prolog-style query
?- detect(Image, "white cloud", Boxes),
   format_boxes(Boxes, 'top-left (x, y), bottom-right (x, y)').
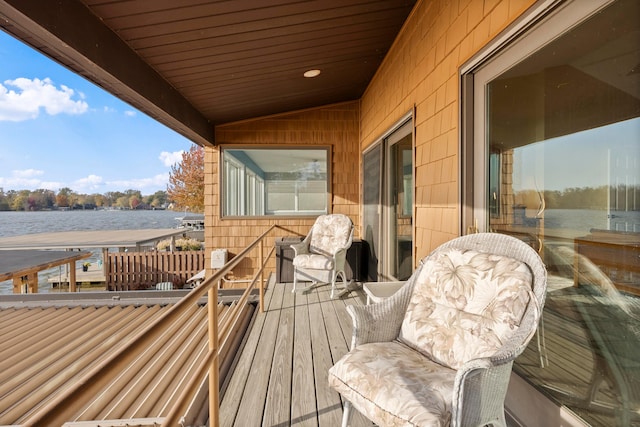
top-left (13, 168), bottom-right (44, 178)
top-left (159, 150), bottom-right (184, 167)
top-left (0, 176), bottom-right (40, 189)
top-left (124, 110), bottom-right (136, 117)
top-left (73, 174), bottom-right (104, 191)
top-left (0, 77), bottom-right (89, 122)
top-left (0, 169), bottom-right (170, 193)
top-left (39, 181), bottom-right (63, 191)
top-left (107, 173), bottom-right (169, 191)
top-left (0, 169), bottom-right (53, 190)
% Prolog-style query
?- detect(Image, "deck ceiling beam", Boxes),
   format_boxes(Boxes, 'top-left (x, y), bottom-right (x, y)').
top-left (0, 0), bottom-right (215, 146)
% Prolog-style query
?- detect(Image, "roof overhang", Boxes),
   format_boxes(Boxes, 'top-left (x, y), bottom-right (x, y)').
top-left (0, 0), bottom-right (417, 146)
top-left (0, 228), bottom-right (187, 250)
top-left (0, 0), bottom-right (215, 146)
top-left (0, 249), bottom-right (91, 281)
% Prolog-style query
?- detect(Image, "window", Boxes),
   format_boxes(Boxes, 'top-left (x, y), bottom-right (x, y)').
top-left (463, 1), bottom-right (639, 425)
top-left (221, 147), bottom-right (329, 217)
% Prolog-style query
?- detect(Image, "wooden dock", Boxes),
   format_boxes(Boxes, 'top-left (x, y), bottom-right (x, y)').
top-left (220, 282), bottom-right (374, 426)
top-left (46, 250), bottom-right (205, 291)
top-left (48, 263), bottom-right (106, 287)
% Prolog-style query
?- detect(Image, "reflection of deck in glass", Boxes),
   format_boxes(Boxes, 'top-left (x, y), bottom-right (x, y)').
top-left (515, 274), bottom-right (640, 427)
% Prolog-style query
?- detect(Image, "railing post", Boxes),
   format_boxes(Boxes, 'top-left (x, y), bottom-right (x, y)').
top-left (259, 239), bottom-right (265, 313)
top-left (69, 260), bottom-right (77, 292)
top-left (208, 286), bottom-right (220, 427)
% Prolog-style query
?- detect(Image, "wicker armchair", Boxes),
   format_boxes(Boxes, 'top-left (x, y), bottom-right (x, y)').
top-left (329, 233), bottom-right (547, 427)
top-left (291, 214), bottom-right (354, 298)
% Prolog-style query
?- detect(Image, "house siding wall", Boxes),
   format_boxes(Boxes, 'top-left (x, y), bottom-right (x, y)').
top-left (204, 101), bottom-right (360, 282)
top-left (360, 0), bottom-right (535, 261)
top-left (204, 0), bottom-right (537, 279)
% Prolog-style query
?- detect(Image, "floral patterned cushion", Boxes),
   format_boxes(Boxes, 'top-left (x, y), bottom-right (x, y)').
top-left (328, 341), bottom-right (456, 426)
top-left (309, 214), bottom-right (352, 256)
top-left (399, 248), bottom-right (532, 369)
top-left (292, 253), bottom-right (334, 270)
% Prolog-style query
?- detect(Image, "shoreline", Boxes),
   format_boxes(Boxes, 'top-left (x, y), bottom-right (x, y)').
top-left (0, 210), bottom-right (192, 294)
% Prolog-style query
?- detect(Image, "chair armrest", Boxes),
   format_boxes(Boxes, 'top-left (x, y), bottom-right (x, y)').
top-left (454, 358), bottom-right (493, 385)
top-left (329, 227), bottom-right (353, 259)
top-left (452, 358), bottom-right (513, 427)
top-left (290, 234), bottom-right (311, 256)
top-left (363, 281), bottom-right (405, 304)
top-left (347, 281), bottom-right (414, 348)
top-left (333, 246), bottom-right (348, 266)
top-left (290, 241), bottom-right (308, 255)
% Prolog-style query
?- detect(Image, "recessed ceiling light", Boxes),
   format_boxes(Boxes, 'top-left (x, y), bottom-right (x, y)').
top-left (304, 69), bottom-right (321, 78)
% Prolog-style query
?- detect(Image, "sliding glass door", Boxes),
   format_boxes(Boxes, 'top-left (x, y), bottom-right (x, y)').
top-left (363, 118), bottom-right (414, 281)
top-left (464, 1), bottom-right (639, 425)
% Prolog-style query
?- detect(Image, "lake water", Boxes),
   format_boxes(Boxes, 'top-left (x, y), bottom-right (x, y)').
top-left (0, 209), bottom-right (182, 238)
top-left (1, 208), bottom-right (637, 294)
top-left (543, 208), bottom-right (640, 233)
top-left (0, 209), bottom-right (185, 294)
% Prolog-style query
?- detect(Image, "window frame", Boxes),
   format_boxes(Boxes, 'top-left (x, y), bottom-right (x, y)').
top-left (460, 0), bottom-right (612, 232)
top-left (219, 145), bottom-right (331, 219)
top-left (459, 1), bottom-right (623, 425)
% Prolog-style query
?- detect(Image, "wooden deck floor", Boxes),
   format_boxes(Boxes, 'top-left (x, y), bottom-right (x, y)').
top-left (220, 281), bottom-right (374, 427)
top-left (219, 275), bottom-right (640, 427)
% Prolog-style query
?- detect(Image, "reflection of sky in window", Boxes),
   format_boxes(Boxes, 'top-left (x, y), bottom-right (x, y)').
top-left (513, 117), bottom-right (639, 192)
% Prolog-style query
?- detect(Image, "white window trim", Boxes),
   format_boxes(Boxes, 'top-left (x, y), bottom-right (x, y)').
top-left (223, 152), bottom-right (246, 216)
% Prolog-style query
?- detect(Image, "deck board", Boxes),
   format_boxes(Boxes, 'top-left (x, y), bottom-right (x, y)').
top-left (320, 289), bottom-right (350, 362)
top-left (291, 290), bottom-right (317, 426)
top-left (219, 282), bottom-right (277, 426)
top-left (221, 276), bottom-right (638, 427)
top-left (307, 288), bottom-right (343, 427)
top-left (234, 283), bottom-right (285, 426)
top-left (263, 283), bottom-right (295, 426)
top-left (221, 281), bottom-right (371, 426)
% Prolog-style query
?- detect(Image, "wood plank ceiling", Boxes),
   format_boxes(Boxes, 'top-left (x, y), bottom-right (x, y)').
top-left (0, 0), bottom-right (417, 146)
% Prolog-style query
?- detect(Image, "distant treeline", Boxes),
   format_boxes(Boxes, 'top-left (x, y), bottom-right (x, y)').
top-left (3, 184), bottom-right (637, 212)
top-left (515, 184), bottom-right (639, 210)
top-left (0, 187), bottom-right (171, 211)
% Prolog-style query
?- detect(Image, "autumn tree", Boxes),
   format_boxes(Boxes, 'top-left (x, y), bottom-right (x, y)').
top-left (93, 193), bottom-right (105, 207)
top-left (167, 145), bottom-right (204, 212)
top-left (11, 190), bottom-right (30, 211)
top-left (0, 188), bottom-right (9, 211)
top-left (113, 196), bottom-right (128, 209)
top-left (129, 195), bottom-right (141, 209)
top-left (56, 187), bottom-right (73, 208)
top-left (104, 191), bottom-right (124, 206)
top-left (145, 190), bottom-right (167, 208)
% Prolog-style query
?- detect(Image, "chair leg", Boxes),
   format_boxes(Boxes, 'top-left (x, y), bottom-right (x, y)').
top-left (292, 268), bottom-right (298, 293)
top-left (341, 401), bottom-right (353, 427)
top-left (341, 269), bottom-right (351, 288)
top-left (330, 270), bottom-right (338, 299)
top-left (331, 270), bottom-right (351, 299)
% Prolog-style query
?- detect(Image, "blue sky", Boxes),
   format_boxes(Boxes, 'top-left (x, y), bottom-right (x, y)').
top-left (512, 117), bottom-right (640, 192)
top-left (0, 31), bottom-right (195, 195)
